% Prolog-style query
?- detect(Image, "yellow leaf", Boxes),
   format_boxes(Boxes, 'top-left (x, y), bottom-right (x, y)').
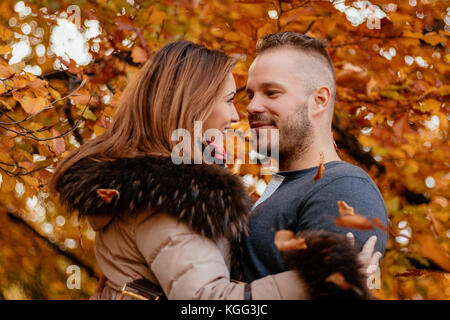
top-left (415, 233), bottom-right (450, 272)
top-left (423, 32), bottom-right (446, 46)
top-left (48, 87), bottom-right (61, 100)
top-left (257, 23), bottom-right (275, 39)
top-left (224, 31), bottom-right (241, 42)
top-left (421, 99), bottom-right (441, 112)
top-left (0, 62), bottom-right (12, 78)
top-left (93, 125), bottom-right (106, 136)
top-left (103, 106), bottom-right (115, 117)
top-left (0, 45), bottom-right (11, 55)
top-left (149, 9), bottom-right (167, 25)
top-left (0, 25), bottom-right (12, 41)
top-left (0, 174), bottom-right (15, 192)
top-left (403, 29), bottom-right (423, 39)
top-left (22, 175), bottom-right (39, 190)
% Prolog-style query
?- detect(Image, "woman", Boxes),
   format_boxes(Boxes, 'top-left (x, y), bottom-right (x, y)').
top-left (50, 41), bottom-right (376, 299)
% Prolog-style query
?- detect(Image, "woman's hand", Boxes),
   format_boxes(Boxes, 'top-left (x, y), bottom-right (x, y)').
top-left (346, 233), bottom-right (382, 278)
top-left (89, 274), bottom-right (106, 300)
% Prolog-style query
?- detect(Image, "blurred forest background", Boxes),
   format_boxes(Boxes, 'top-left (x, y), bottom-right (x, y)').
top-left (0, 0), bottom-right (448, 300)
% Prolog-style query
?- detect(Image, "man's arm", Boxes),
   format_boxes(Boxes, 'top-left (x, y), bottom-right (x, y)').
top-left (296, 176), bottom-right (388, 255)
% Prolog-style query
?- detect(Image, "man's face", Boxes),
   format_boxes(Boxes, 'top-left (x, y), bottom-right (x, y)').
top-left (246, 48), bottom-right (313, 162)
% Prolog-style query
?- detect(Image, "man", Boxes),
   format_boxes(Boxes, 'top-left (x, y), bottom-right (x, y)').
top-left (239, 32), bottom-right (388, 282)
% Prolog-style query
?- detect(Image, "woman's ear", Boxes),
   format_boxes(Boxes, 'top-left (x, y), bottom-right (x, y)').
top-left (310, 86), bottom-right (331, 117)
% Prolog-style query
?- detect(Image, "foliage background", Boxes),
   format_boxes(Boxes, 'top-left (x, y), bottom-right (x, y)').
top-left (0, 0), bottom-right (448, 299)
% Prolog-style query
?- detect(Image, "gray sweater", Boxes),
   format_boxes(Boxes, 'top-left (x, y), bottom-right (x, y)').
top-left (239, 160), bottom-right (388, 282)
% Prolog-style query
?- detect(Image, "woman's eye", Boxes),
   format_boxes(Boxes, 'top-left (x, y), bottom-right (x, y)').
top-left (267, 91), bottom-right (279, 97)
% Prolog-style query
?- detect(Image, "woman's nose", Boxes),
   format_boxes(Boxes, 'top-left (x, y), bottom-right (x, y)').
top-left (230, 105), bottom-right (240, 123)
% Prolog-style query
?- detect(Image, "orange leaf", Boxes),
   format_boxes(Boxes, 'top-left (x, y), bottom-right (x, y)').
top-left (131, 46), bottom-right (148, 64)
top-left (335, 215), bottom-right (373, 230)
top-left (313, 152), bottom-right (325, 180)
top-left (337, 200), bottom-right (355, 216)
top-left (38, 169), bottom-right (52, 187)
top-left (96, 189), bottom-right (120, 204)
top-left (371, 217), bottom-right (388, 232)
top-left (20, 95), bottom-right (48, 115)
top-left (415, 233), bottom-right (450, 272)
top-left (325, 272), bottom-right (351, 290)
top-left (49, 128), bottom-right (66, 155)
top-left (274, 230), bottom-right (307, 252)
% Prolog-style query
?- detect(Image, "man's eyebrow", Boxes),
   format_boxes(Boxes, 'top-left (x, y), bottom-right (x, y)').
top-left (246, 82), bottom-right (284, 92)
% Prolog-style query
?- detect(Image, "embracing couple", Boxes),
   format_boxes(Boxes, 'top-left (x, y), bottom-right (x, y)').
top-left (50, 32), bottom-right (388, 300)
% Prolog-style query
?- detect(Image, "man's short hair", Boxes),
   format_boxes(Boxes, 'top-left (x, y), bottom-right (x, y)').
top-left (256, 32), bottom-right (336, 104)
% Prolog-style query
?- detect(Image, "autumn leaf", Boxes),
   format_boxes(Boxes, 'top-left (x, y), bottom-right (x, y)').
top-left (38, 169), bottom-right (52, 188)
top-left (415, 233), bottom-right (450, 272)
top-left (19, 95), bottom-right (48, 115)
top-left (426, 209), bottom-right (439, 238)
top-left (131, 46), bottom-right (148, 64)
top-left (395, 269), bottom-right (426, 278)
top-left (337, 200), bottom-right (355, 216)
top-left (325, 272), bottom-right (351, 290)
top-left (274, 230), bottom-right (307, 252)
top-left (0, 25), bottom-right (12, 41)
top-left (335, 215), bottom-right (373, 230)
top-left (0, 45), bottom-right (11, 55)
top-left (47, 128), bottom-right (65, 155)
top-left (96, 189), bottom-right (120, 204)
top-left (313, 152), bottom-right (325, 180)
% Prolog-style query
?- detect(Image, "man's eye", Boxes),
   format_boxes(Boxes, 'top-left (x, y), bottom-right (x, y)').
top-left (267, 91), bottom-right (279, 97)
top-left (247, 93), bottom-right (254, 100)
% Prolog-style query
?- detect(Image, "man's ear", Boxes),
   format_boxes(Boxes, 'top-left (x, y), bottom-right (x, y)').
top-left (310, 86), bottom-right (331, 117)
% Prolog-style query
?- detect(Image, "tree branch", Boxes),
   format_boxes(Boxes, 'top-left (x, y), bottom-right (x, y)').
top-left (6, 212), bottom-right (99, 279)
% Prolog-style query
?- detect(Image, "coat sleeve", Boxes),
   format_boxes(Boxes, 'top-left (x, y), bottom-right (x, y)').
top-left (134, 213), bottom-right (309, 300)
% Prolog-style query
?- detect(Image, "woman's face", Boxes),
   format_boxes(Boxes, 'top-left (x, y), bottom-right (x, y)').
top-left (203, 72), bottom-right (240, 136)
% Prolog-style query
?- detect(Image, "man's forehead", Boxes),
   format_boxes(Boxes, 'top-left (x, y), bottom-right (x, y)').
top-left (247, 49), bottom-right (306, 88)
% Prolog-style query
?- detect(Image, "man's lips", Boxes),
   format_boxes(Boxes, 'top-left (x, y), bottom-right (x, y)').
top-left (250, 122), bottom-right (275, 130)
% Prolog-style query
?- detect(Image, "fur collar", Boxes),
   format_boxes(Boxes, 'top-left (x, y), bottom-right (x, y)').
top-left (56, 156), bottom-right (252, 241)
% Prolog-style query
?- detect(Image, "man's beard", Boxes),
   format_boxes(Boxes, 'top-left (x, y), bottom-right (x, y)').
top-left (278, 104), bottom-right (313, 169)
top-left (249, 104), bottom-right (313, 169)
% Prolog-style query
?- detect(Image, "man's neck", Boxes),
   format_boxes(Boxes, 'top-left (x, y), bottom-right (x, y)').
top-left (279, 144), bottom-right (341, 172)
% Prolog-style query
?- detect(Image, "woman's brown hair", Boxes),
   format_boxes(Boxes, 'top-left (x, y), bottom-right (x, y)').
top-left (50, 41), bottom-right (236, 194)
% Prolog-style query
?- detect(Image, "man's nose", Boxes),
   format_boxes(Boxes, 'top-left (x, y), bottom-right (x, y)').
top-left (246, 97), bottom-right (265, 115)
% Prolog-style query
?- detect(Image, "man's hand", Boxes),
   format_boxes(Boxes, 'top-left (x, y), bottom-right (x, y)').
top-left (347, 233), bottom-right (382, 278)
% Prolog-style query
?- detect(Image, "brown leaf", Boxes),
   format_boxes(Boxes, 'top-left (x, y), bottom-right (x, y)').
top-left (426, 208), bottom-right (439, 238)
top-left (395, 269), bottom-right (426, 278)
top-left (313, 152), bottom-right (325, 180)
top-left (325, 272), bottom-right (351, 290)
top-left (372, 217), bottom-right (411, 240)
top-left (337, 200), bottom-right (355, 216)
top-left (274, 230), bottom-right (307, 252)
top-left (335, 214), bottom-right (373, 230)
top-left (96, 189), bottom-right (120, 204)
top-left (38, 169), bottom-right (53, 187)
